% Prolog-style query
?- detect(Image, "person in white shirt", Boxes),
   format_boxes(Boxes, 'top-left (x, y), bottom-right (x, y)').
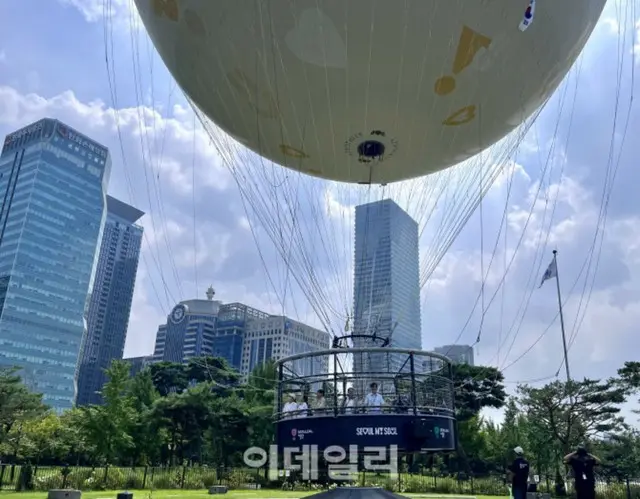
top-left (313, 389), bottom-right (327, 416)
top-left (296, 395), bottom-right (309, 418)
top-left (282, 394), bottom-right (298, 418)
top-left (342, 387), bottom-right (357, 414)
top-left (364, 382), bottom-right (384, 413)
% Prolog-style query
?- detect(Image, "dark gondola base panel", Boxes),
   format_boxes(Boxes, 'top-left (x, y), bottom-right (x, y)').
top-left (277, 414), bottom-right (455, 452)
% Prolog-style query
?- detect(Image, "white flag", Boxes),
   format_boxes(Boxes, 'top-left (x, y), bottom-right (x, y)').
top-left (539, 258), bottom-right (557, 288)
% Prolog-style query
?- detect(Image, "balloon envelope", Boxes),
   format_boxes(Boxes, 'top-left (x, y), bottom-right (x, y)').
top-left (135, 0), bottom-right (606, 184)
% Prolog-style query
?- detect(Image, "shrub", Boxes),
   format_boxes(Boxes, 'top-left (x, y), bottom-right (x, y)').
top-left (223, 469), bottom-right (255, 489)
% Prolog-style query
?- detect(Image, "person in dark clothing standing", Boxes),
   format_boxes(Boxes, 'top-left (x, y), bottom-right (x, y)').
top-left (564, 445), bottom-right (601, 499)
top-left (507, 446), bottom-right (530, 499)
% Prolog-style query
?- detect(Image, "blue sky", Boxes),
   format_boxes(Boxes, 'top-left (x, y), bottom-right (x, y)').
top-left (1, 0), bottom-right (639, 420)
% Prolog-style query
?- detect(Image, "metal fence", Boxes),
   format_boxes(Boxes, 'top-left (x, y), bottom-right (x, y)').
top-left (0, 464), bottom-right (638, 498)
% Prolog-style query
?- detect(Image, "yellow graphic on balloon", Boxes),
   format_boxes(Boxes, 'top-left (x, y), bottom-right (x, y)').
top-left (443, 105), bottom-right (476, 126)
top-left (152, 0), bottom-right (179, 22)
top-left (279, 144), bottom-right (309, 159)
top-left (435, 26), bottom-right (492, 96)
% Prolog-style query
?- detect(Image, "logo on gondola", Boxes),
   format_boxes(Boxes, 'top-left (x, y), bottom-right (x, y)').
top-left (434, 426), bottom-right (450, 439)
top-left (290, 428), bottom-right (313, 441)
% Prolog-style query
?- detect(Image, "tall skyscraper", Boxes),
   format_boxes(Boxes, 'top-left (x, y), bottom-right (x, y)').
top-left (434, 345), bottom-right (475, 366)
top-left (352, 199), bottom-right (421, 378)
top-left (0, 118), bottom-right (111, 412)
top-left (77, 196), bottom-right (144, 405)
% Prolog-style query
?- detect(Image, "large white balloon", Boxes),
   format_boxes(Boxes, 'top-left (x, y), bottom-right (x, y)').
top-left (135, 0), bottom-right (605, 184)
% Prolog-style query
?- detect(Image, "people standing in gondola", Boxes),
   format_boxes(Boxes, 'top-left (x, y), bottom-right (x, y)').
top-left (283, 394), bottom-right (298, 418)
top-left (296, 394), bottom-right (309, 418)
top-left (342, 387), bottom-right (357, 414)
top-left (365, 382), bottom-right (384, 413)
top-left (314, 389), bottom-right (327, 415)
top-left (392, 379), bottom-right (410, 413)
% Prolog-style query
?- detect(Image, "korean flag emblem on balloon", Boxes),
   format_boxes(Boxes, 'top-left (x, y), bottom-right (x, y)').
top-left (519, 0), bottom-right (536, 32)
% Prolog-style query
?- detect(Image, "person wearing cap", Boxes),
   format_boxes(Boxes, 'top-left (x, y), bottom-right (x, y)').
top-left (564, 445), bottom-right (600, 499)
top-left (507, 446), bottom-right (530, 499)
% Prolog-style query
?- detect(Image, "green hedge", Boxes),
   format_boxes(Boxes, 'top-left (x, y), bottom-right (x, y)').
top-left (0, 465), bottom-right (637, 499)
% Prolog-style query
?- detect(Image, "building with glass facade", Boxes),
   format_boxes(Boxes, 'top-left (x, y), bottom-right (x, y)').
top-left (241, 316), bottom-right (330, 379)
top-left (216, 302), bottom-right (270, 370)
top-left (152, 288), bottom-right (222, 364)
top-left (76, 196), bottom-right (144, 405)
top-left (352, 199), bottom-right (421, 380)
top-left (124, 355), bottom-right (153, 377)
top-left (0, 118), bottom-right (110, 412)
top-left (434, 344), bottom-right (475, 366)
top-left (149, 292), bottom-right (331, 378)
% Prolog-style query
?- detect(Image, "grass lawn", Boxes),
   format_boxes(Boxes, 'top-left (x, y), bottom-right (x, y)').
top-left (0, 491), bottom-right (504, 499)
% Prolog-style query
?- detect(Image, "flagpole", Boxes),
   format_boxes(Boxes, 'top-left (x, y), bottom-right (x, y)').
top-left (553, 250), bottom-right (572, 384)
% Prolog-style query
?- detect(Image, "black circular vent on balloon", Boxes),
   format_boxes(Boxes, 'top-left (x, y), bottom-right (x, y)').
top-left (357, 140), bottom-right (386, 158)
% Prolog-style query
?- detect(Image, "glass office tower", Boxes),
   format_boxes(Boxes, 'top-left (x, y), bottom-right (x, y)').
top-left (352, 199), bottom-right (421, 384)
top-left (0, 118), bottom-right (110, 412)
top-left (77, 196), bottom-right (143, 406)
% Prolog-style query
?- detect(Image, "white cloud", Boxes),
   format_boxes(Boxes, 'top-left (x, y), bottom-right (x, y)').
top-left (59, 0), bottom-right (134, 23)
top-left (601, 17), bottom-right (621, 35)
top-left (0, 86), bottom-right (231, 195)
top-left (429, 171), bottom-right (640, 389)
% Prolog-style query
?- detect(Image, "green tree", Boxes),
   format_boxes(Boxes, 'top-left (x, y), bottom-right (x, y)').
top-left (480, 398), bottom-right (531, 472)
top-left (517, 378), bottom-right (626, 456)
top-left (618, 361), bottom-right (640, 388)
top-left (593, 430), bottom-right (640, 479)
top-left (59, 408), bottom-right (95, 465)
top-left (206, 393), bottom-right (250, 467)
top-left (151, 382), bottom-right (217, 465)
top-left (618, 361), bottom-right (640, 415)
top-left (452, 364), bottom-right (507, 421)
top-left (0, 367), bottom-right (47, 460)
top-left (149, 361), bottom-right (188, 396)
top-left (455, 415), bottom-right (489, 472)
top-left (19, 413), bottom-right (67, 464)
top-left (242, 361), bottom-right (277, 452)
top-left (80, 360), bottom-right (137, 464)
top-left (522, 410), bottom-right (555, 474)
top-left (126, 369), bottom-right (161, 465)
top-left (186, 356), bottom-right (240, 389)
